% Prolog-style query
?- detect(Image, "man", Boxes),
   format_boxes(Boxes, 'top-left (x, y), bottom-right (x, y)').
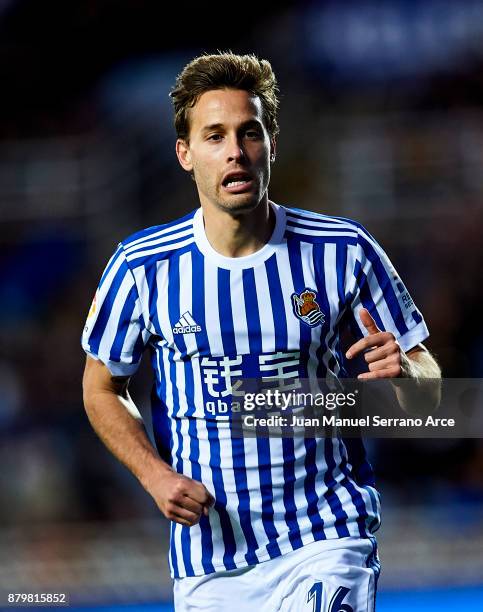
top-left (82, 52), bottom-right (441, 611)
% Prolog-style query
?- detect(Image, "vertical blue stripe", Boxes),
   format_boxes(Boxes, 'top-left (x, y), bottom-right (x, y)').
top-left (336, 242), bottom-right (347, 307)
top-left (287, 238), bottom-right (326, 539)
top-left (242, 269), bottom-right (262, 354)
top-left (217, 268), bottom-right (237, 355)
top-left (99, 245), bottom-right (123, 288)
top-left (312, 243), bottom-right (334, 377)
top-left (147, 264), bottom-right (172, 463)
top-left (217, 267), bottom-right (260, 565)
top-left (323, 439), bottom-right (350, 537)
top-left (287, 238), bottom-right (311, 375)
top-left (364, 485), bottom-right (380, 533)
top-left (167, 254), bottom-right (194, 576)
top-left (313, 243), bottom-right (353, 536)
top-left (131, 331), bottom-right (146, 365)
top-left (265, 253), bottom-right (302, 549)
top-left (89, 260), bottom-right (130, 355)
top-left (167, 256), bottom-right (183, 474)
top-left (358, 236), bottom-right (409, 336)
top-left (150, 351), bottom-right (173, 466)
top-left (343, 438), bottom-right (379, 532)
top-left (109, 285), bottom-right (137, 361)
top-left (334, 242), bottom-right (349, 376)
top-left (242, 268), bottom-right (280, 556)
top-left (189, 251), bottom-right (215, 574)
top-left (144, 262), bottom-right (161, 331)
top-left (358, 268), bottom-right (385, 332)
top-left (169, 522), bottom-right (179, 578)
top-left (281, 437), bottom-right (303, 550)
top-left (256, 436), bottom-right (281, 558)
top-left (183, 349), bottom-right (214, 573)
top-left (304, 437), bottom-right (326, 541)
top-left (192, 251), bottom-right (235, 572)
top-left (206, 420), bottom-right (237, 569)
top-left (338, 439), bottom-right (369, 537)
top-left (265, 254), bottom-right (288, 350)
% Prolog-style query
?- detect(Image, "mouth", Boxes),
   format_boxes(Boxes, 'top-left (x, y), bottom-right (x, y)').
top-left (221, 172), bottom-right (254, 194)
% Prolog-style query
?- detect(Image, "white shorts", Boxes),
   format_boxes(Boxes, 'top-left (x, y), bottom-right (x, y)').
top-left (173, 536), bottom-right (380, 612)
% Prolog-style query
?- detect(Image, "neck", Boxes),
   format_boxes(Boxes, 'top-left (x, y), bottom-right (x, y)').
top-left (201, 197), bottom-right (275, 258)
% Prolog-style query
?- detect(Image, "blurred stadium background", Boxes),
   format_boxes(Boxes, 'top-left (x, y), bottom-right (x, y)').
top-left (0, 0), bottom-right (482, 610)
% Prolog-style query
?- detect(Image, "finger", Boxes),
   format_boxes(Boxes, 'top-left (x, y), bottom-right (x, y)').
top-left (358, 365), bottom-right (401, 380)
top-left (169, 505), bottom-right (201, 525)
top-left (187, 481), bottom-right (215, 508)
top-left (182, 493), bottom-right (214, 517)
top-left (359, 308), bottom-right (380, 335)
top-left (358, 371), bottom-right (388, 380)
top-left (367, 358), bottom-right (395, 372)
top-left (179, 495), bottom-right (205, 515)
top-left (364, 343), bottom-right (399, 364)
top-left (346, 333), bottom-right (389, 359)
top-left (170, 513), bottom-right (198, 527)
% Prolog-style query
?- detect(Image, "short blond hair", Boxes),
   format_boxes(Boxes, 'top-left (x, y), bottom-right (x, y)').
top-left (170, 51), bottom-right (280, 142)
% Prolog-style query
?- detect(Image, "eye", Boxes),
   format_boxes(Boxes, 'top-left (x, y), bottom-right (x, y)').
top-left (245, 130), bottom-right (261, 139)
top-left (207, 134), bottom-right (222, 141)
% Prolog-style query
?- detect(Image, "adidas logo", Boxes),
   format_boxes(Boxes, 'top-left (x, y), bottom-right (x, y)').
top-left (173, 311), bottom-right (202, 335)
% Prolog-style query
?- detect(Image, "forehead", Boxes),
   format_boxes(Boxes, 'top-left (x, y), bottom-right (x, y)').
top-left (188, 89), bottom-right (264, 133)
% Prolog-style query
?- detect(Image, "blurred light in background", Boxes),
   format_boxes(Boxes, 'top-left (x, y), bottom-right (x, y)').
top-left (304, 0), bottom-right (483, 81)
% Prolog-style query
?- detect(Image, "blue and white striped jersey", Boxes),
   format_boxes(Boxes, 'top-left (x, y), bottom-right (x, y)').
top-left (82, 203), bottom-right (429, 578)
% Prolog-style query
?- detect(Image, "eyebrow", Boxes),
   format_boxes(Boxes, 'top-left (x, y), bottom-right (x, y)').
top-left (200, 119), bottom-right (263, 134)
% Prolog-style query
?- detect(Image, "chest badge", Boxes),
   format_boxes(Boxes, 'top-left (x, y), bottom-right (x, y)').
top-left (291, 288), bottom-right (325, 327)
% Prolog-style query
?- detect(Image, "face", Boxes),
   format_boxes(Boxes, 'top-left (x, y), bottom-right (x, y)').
top-left (176, 88), bottom-right (275, 215)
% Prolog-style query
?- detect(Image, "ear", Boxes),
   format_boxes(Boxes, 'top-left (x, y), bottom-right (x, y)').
top-left (176, 139), bottom-right (193, 172)
top-left (270, 136), bottom-right (277, 163)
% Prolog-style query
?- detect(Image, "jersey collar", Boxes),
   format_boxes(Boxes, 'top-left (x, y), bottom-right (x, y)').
top-left (193, 202), bottom-right (286, 269)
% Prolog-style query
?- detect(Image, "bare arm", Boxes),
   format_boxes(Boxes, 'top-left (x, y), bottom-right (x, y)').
top-left (393, 345), bottom-right (442, 415)
top-left (82, 355), bottom-right (214, 525)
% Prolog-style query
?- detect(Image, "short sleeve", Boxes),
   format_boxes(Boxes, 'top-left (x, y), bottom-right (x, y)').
top-left (345, 225), bottom-right (429, 353)
top-left (81, 244), bottom-right (149, 376)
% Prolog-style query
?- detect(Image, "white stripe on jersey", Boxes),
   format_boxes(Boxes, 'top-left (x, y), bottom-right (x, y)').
top-left (286, 215), bottom-right (354, 229)
top-left (290, 437), bottom-right (324, 547)
top-left (97, 272), bottom-right (134, 362)
top-left (322, 242), bottom-right (342, 377)
top-left (178, 253), bottom-right (198, 358)
top-left (253, 265), bottom-right (276, 354)
top-left (300, 241), bottom-right (323, 382)
top-left (124, 217), bottom-right (193, 250)
top-left (274, 247), bottom-right (300, 350)
top-left (229, 268), bottom-right (250, 356)
top-left (203, 262), bottom-right (223, 356)
top-left (123, 226), bottom-right (194, 256)
top-left (126, 236), bottom-right (195, 262)
top-left (286, 226), bottom-right (357, 238)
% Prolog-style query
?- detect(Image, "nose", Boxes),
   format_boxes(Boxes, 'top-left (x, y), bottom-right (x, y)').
top-left (226, 136), bottom-right (246, 163)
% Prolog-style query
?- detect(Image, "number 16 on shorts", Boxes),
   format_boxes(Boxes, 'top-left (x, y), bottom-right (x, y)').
top-left (307, 582), bottom-right (353, 612)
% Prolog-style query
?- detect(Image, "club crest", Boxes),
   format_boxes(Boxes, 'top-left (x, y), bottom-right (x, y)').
top-left (291, 288), bottom-right (325, 327)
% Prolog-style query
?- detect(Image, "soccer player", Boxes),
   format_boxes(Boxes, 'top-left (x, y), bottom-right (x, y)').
top-left (82, 52), bottom-right (441, 611)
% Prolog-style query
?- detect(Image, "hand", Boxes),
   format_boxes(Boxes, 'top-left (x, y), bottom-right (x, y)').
top-left (146, 466), bottom-right (215, 527)
top-left (345, 308), bottom-right (412, 381)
